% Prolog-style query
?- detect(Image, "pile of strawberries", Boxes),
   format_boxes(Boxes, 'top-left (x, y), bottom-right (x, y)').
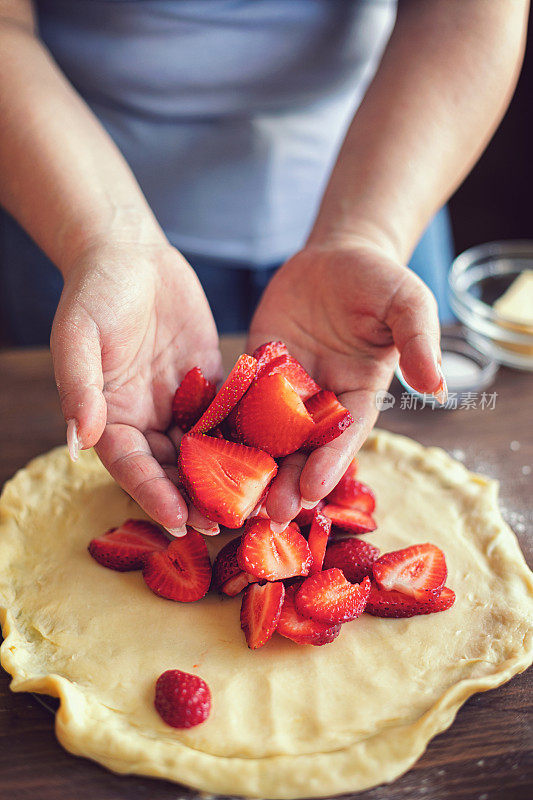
top-left (173, 341), bottom-right (357, 529)
top-left (87, 343), bottom-right (455, 726)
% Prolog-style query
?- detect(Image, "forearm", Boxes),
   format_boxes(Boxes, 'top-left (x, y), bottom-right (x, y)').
top-left (0, 0), bottom-right (164, 275)
top-left (309, 0), bottom-right (529, 262)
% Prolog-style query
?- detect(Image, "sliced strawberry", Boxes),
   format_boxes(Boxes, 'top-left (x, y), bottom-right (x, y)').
top-left (155, 669), bottom-right (211, 728)
top-left (276, 584), bottom-right (341, 646)
top-left (323, 538), bottom-right (380, 583)
top-left (322, 505), bottom-right (377, 535)
top-left (142, 528), bottom-right (212, 602)
top-left (257, 354), bottom-right (320, 401)
top-left (240, 581), bottom-right (285, 649)
top-left (220, 405), bottom-right (241, 442)
top-left (191, 354), bottom-right (258, 434)
top-left (252, 340), bottom-right (289, 369)
top-left (237, 517), bottom-right (312, 581)
top-left (307, 510), bottom-right (331, 574)
top-left (365, 582), bottom-right (456, 618)
top-left (294, 500), bottom-right (325, 527)
top-left (236, 373), bottom-right (315, 457)
top-left (212, 536), bottom-right (255, 596)
top-left (247, 495), bottom-right (269, 519)
top-left (172, 367), bottom-right (216, 432)
top-left (179, 433), bottom-right (277, 528)
top-left (303, 391), bottom-right (353, 450)
top-left (296, 569), bottom-right (371, 625)
top-left (327, 477), bottom-right (375, 513)
top-left (373, 543), bottom-right (447, 601)
top-left (88, 519), bottom-right (169, 571)
top-left (222, 572), bottom-right (251, 597)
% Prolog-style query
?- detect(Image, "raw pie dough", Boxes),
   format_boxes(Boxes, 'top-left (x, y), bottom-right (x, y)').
top-left (0, 430), bottom-right (532, 799)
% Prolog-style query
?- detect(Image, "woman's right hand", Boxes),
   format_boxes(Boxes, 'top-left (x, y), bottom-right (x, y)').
top-left (50, 239), bottom-right (222, 535)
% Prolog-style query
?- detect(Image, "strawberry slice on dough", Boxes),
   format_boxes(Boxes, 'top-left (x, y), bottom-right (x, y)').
top-left (276, 584), bottom-right (341, 646)
top-left (240, 581), bottom-right (285, 649)
top-left (323, 538), bottom-right (380, 584)
top-left (142, 529), bottom-right (212, 602)
top-left (365, 582), bottom-right (456, 618)
top-left (296, 569), bottom-right (371, 625)
top-left (88, 519), bottom-right (169, 571)
top-left (237, 517), bottom-right (312, 581)
top-left (373, 543), bottom-right (447, 601)
top-left (307, 510), bottom-right (331, 574)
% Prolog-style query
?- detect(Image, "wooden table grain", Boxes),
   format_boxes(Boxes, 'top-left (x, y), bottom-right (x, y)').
top-left (0, 340), bottom-right (532, 800)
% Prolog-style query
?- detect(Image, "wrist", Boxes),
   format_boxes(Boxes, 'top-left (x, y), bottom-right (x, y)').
top-left (57, 205), bottom-right (168, 279)
top-left (306, 219), bottom-right (405, 265)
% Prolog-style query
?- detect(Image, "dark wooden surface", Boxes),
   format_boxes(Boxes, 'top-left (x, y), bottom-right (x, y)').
top-left (0, 340), bottom-right (532, 800)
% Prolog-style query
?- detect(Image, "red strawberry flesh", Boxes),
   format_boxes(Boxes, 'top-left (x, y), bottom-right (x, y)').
top-left (142, 528), bottom-right (212, 602)
top-left (257, 354), bottom-right (320, 401)
top-left (365, 582), bottom-right (456, 618)
top-left (88, 519), bottom-right (169, 571)
top-left (154, 669), bottom-right (211, 728)
top-left (172, 367), bottom-right (216, 432)
top-left (323, 504), bottom-right (377, 535)
top-left (240, 581), bottom-right (285, 649)
top-left (276, 584), bottom-right (341, 646)
top-left (303, 390), bottom-right (353, 450)
top-left (294, 500), bottom-right (325, 527)
top-left (327, 478), bottom-right (376, 513)
top-left (323, 538), bottom-right (380, 583)
top-left (252, 341), bottom-right (289, 369)
top-left (236, 373), bottom-right (315, 457)
top-left (212, 536), bottom-right (255, 596)
top-left (237, 517), bottom-right (312, 581)
top-left (178, 433), bottom-right (277, 528)
top-left (307, 510), bottom-right (331, 574)
top-left (373, 543), bottom-right (447, 601)
top-left (296, 569), bottom-right (371, 625)
top-left (191, 354), bottom-right (258, 434)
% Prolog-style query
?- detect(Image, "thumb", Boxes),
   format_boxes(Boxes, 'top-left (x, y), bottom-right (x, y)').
top-left (50, 298), bottom-right (107, 460)
top-left (386, 270), bottom-right (446, 401)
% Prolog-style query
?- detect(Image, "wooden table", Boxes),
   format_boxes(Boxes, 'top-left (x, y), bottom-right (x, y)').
top-left (0, 340), bottom-right (532, 800)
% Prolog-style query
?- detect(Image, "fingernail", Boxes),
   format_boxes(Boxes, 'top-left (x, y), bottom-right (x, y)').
top-left (67, 419), bottom-right (80, 462)
top-left (300, 498), bottom-right (317, 510)
top-left (269, 521), bottom-right (289, 534)
top-left (434, 365), bottom-right (448, 406)
top-left (189, 523), bottom-right (220, 536)
top-left (165, 526), bottom-right (188, 538)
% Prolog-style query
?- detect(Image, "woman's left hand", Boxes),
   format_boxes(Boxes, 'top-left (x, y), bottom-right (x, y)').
top-left (247, 240), bottom-right (445, 524)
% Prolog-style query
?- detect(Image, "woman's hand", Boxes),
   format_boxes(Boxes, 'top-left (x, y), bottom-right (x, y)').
top-left (247, 241), bottom-right (445, 524)
top-left (51, 240), bottom-right (222, 535)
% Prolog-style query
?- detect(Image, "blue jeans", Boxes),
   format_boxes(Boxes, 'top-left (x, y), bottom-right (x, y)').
top-left (0, 207), bottom-right (454, 345)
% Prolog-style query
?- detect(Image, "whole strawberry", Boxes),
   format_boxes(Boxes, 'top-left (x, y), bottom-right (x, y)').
top-left (154, 669), bottom-right (211, 729)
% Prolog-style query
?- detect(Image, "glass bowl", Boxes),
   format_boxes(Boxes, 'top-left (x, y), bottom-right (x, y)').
top-left (448, 240), bottom-right (533, 370)
top-left (395, 332), bottom-right (498, 409)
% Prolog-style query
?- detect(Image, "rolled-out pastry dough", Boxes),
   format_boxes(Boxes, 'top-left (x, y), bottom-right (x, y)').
top-left (1, 430), bottom-right (532, 799)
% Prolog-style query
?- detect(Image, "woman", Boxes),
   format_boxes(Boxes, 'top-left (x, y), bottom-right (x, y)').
top-left (0, 0), bottom-right (528, 534)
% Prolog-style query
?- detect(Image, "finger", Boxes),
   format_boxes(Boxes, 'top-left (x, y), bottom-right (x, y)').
top-left (299, 388), bottom-right (377, 504)
top-left (51, 303), bottom-right (107, 458)
top-left (167, 425), bottom-right (185, 451)
top-left (386, 271), bottom-right (445, 399)
top-left (95, 423), bottom-right (188, 536)
top-left (265, 452), bottom-right (307, 525)
top-left (187, 504), bottom-right (220, 536)
top-left (145, 430), bottom-right (177, 466)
